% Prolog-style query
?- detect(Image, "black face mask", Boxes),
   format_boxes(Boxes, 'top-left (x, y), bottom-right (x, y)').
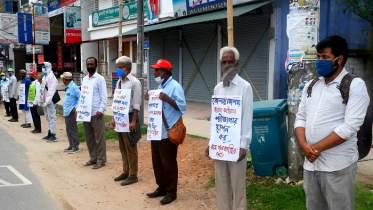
top-left (87, 68), bottom-right (95, 73)
top-left (30, 77), bottom-right (35, 81)
top-left (21, 75), bottom-right (25, 80)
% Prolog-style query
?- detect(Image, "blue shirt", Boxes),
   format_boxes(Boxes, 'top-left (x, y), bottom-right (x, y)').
top-left (19, 78), bottom-right (31, 111)
top-left (63, 81), bottom-right (81, 116)
top-left (158, 76), bottom-right (186, 139)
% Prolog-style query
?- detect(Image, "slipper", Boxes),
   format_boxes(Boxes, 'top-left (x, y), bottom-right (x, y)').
top-left (92, 162), bottom-right (105, 169)
top-left (83, 160), bottom-right (97, 166)
top-left (20, 124), bottom-right (27, 127)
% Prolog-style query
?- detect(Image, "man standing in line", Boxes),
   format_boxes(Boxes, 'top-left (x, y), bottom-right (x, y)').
top-left (145, 59), bottom-right (186, 205)
top-left (111, 56), bottom-right (142, 186)
top-left (1, 72), bottom-right (11, 117)
top-left (81, 57), bottom-right (107, 169)
top-left (29, 71), bottom-right (42, 133)
top-left (19, 69), bottom-right (32, 128)
top-left (40, 62), bottom-right (58, 142)
top-left (205, 46), bottom-right (253, 210)
top-left (61, 72), bottom-right (81, 154)
top-left (7, 68), bottom-right (18, 122)
top-left (295, 35), bottom-right (370, 209)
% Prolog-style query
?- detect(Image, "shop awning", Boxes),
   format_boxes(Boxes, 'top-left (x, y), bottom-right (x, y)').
top-left (122, 0), bottom-right (272, 36)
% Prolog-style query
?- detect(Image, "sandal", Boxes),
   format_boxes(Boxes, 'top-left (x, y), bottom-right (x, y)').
top-left (83, 160), bottom-right (97, 166)
top-left (92, 162), bottom-right (105, 169)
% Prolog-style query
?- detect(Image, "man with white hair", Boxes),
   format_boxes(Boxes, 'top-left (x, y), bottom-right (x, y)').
top-left (205, 46), bottom-right (253, 210)
top-left (40, 62), bottom-right (58, 142)
top-left (110, 56), bottom-right (142, 185)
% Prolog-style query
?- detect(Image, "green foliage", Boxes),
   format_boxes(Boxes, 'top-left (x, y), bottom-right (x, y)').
top-left (342, 0), bottom-right (373, 23)
top-left (141, 126), bottom-right (147, 135)
top-left (77, 123), bottom-right (119, 142)
top-left (186, 134), bottom-right (208, 140)
top-left (204, 176), bottom-right (215, 189)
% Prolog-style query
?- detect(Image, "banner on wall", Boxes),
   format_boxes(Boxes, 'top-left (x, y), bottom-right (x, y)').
top-left (26, 45), bottom-right (43, 54)
top-left (48, 0), bottom-right (81, 17)
top-left (34, 4), bottom-right (50, 45)
top-left (57, 42), bottom-right (63, 71)
top-left (0, 13), bottom-right (18, 44)
top-left (17, 13), bottom-right (33, 44)
top-left (146, 0), bottom-right (159, 24)
top-left (64, 6), bottom-right (82, 43)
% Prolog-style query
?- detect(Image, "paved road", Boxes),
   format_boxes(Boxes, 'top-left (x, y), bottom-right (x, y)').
top-left (0, 127), bottom-right (61, 210)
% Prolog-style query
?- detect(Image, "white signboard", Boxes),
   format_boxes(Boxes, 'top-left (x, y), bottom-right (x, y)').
top-left (76, 85), bottom-right (93, 122)
top-left (2, 84), bottom-right (9, 102)
top-left (35, 31), bottom-right (50, 45)
top-left (111, 89), bottom-right (131, 132)
top-left (209, 95), bottom-right (242, 162)
top-left (0, 13), bottom-right (18, 44)
top-left (147, 89), bottom-right (163, 140)
top-left (19, 84), bottom-right (26, 105)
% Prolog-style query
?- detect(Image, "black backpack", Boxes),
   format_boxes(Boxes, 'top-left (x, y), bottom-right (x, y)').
top-left (307, 73), bottom-right (372, 160)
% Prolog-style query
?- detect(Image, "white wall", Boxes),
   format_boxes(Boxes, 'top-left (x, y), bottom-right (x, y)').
top-left (81, 42), bottom-right (98, 74)
top-left (108, 39), bottom-right (117, 75)
top-left (80, 0), bottom-right (91, 41)
top-left (267, 8), bottom-right (276, 100)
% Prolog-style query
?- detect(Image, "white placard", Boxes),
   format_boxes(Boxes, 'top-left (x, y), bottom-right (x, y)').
top-left (209, 95), bottom-right (242, 162)
top-left (111, 89), bottom-right (131, 132)
top-left (39, 80), bottom-right (46, 105)
top-left (2, 84), bottom-right (9, 102)
top-left (76, 85), bottom-right (93, 122)
top-left (19, 84), bottom-right (26, 105)
top-left (147, 89), bottom-right (163, 140)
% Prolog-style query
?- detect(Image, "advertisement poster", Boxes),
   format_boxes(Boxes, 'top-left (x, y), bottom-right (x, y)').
top-left (147, 89), bottom-right (163, 140)
top-left (34, 4), bottom-right (50, 45)
top-left (76, 85), bottom-right (93, 122)
top-left (64, 6), bottom-right (82, 43)
top-left (209, 95), bottom-right (242, 162)
top-left (0, 13), bottom-right (18, 44)
top-left (287, 6), bottom-right (318, 65)
top-left (26, 45), bottom-right (43, 54)
top-left (49, 0), bottom-right (80, 17)
top-left (17, 13), bottom-right (33, 44)
top-left (111, 89), bottom-right (131, 132)
top-left (38, 54), bottom-right (45, 64)
top-left (57, 42), bottom-right (63, 71)
top-left (146, 0), bottom-right (159, 24)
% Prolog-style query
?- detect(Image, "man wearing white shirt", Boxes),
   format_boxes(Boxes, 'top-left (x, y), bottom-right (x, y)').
top-left (295, 35), bottom-right (370, 210)
top-left (81, 57), bottom-right (108, 169)
top-left (205, 46), bottom-right (253, 210)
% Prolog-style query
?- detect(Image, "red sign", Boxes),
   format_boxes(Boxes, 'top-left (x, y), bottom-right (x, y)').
top-left (38, 54), bottom-right (44, 64)
top-left (65, 29), bottom-right (81, 43)
top-left (61, 0), bottom-right (77, 7)
top-left (57, 42), bottom-right (63, 71)
top-left (34, 16), bottom-right (49, 31)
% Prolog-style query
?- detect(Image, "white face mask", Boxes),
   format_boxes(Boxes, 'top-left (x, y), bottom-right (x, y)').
top-left (154, 72), bottom-right (165, 84)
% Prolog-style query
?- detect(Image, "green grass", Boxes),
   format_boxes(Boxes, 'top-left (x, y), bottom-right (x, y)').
top-left (204, 169), bottom-right (373, 210)
top-left (186, 134), bottom-right (208, 140)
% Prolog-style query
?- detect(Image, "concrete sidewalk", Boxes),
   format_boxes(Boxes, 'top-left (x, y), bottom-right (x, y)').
top-left (56, 78), bottom-right (212, 138)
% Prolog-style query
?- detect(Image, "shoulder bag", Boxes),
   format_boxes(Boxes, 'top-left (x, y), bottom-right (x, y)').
top-left (162, 112), bottom-right (186, 145)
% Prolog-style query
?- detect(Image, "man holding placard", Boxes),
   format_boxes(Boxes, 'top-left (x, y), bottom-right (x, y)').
top-left (79, 57), bottom-right (107, 169)
top-left (205, 47), bottom-right (253, 210)
top-left (110, 56), bottom-right (142, 186)
top-left (0, 72), bottom-right (11, 117)
top-left (29, 71), bottom-right (42, 133)
top-left (19, 69), bottom-right (32, 128)
top-left (145, 59), bottom-right (186, 205)
top-left (7, 68), bottom-right (18, 122)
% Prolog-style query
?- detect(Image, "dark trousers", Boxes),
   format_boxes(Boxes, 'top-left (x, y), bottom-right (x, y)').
top-left (9, 98), bottom-right (18, 120)
top-left (4, 101), bottom-right (10, 116)
top-left (30, 106), bottom-right (41, 132)
top-left (151, 138), bottom-right (178, 199)
top-left (65, 110), bottom-right (79, 149)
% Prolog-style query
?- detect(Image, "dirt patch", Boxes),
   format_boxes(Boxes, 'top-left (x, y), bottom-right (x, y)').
top-left (0, 109), bottom-right (217, 210)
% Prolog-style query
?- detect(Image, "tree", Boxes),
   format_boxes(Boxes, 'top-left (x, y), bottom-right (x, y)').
top-left (342, 0), bottom-right (373, 49)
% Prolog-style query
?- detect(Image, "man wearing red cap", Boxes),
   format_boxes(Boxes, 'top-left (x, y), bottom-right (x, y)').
top-left (145, 59), bottom-right (186, 205)
top-left (29, 71), bottom-right (42, 133)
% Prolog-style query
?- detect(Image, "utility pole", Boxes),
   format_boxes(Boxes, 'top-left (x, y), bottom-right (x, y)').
top-left (227, 0), bottom-right (234, 47)
top-left (31, 3), bottom-right (35, 72)
top-left (118, 0), bottom-right (123, 56)
top-left (137, 0), bottom-right (144, 126)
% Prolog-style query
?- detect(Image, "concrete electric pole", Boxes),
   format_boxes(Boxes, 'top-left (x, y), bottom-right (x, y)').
top-left (137, 0), bottom-right (145, 126)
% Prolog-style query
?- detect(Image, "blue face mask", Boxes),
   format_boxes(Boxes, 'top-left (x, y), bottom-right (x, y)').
top-left (1, 76), bottom-right (5, 80)
top-left (42, 67), bottom-right (46, 74)
top-left (8, 72), bottom-right (12, 77)
top-left (116, 68), bottom-right (125, 77)
top-left (316, 57), bottom-right (339, 77)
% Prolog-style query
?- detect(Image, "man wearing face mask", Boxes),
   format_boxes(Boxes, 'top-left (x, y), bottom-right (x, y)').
top-left (204, 46), bottom-right (253, 210)
top-left (80, 57), bottom-right (107, 169)
top-left (110, 56), bottom-right (142, 186)
top-left (7, 68), bottom-right (18, 122)
top-left (61, 72), bottom-right (81, 154)
top-left (295, 35), bottom-right (370, 209)
top-left (144, 59), bottom-right (186, 205)
top-left (40, 62), bottom-right (58, 142)
top-left (29, 71), bottom-right (41, 133)
top-left (19, 69), bottom-right (32, 128)
top-left (0, 72), bottom-right (11, 117)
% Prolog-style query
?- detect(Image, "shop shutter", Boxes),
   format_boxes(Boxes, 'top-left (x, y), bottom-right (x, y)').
top-left (148, 31), bottom-right (163, 90)
top-left (181, 23), bottom-right (217, 103)
top-left (221, 8), bottom-right (270, 101)
top-left (162, 29), bottom-right (180, 84)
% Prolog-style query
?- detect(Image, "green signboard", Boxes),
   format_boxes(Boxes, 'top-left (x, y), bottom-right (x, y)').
top-left (92, 1), bottom-right (142, 27)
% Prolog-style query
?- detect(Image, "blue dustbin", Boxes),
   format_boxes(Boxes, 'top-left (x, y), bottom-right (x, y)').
top-left (250, 99), bottom-right (288, 177)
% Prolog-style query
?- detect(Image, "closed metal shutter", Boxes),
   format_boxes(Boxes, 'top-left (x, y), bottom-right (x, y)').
top-left (149, 31), bottom-right (163, 90)
top-left (221, 7), bottom-right (270, 101)
top-left (181, 23), bottom-right (217, 103)
top-left (163, 29), bottom-right (180, 84)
